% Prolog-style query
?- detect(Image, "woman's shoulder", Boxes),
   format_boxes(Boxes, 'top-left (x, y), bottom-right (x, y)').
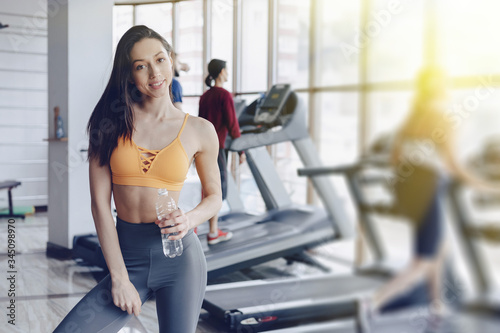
top-left (200, 86), bottom-right (219, 97)
top-left (220, 87), bottom-right (232, 96)
top-left (186, 114), bottom-right (215, 133)
top-left (200, 86), bottom-right (231, 102)
top-left (209, 86), bottom-right (230, 96)
top-left (184, 115), bottom-right (218, 150)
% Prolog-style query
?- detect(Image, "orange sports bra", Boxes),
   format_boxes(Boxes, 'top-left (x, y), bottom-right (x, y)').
top-left (110, 113), bottom-right (190, 191)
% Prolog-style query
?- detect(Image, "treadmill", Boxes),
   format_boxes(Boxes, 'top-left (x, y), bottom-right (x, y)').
top-left (71, 84), bottom-right (350, 281)
top-left (201, 88), bottom-right (384, 332)
top-left (202, 132), bottom-right (460, 332)
top-left (200, 83), bottom-right (353, 279)
top-left (446, 139), bottom-right (500, 315)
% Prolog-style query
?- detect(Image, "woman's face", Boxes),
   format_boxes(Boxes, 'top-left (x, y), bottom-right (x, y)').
top-left (129, 38), bottom-right (173, 99)
top-left (220, 67), bottom-right (228, 82)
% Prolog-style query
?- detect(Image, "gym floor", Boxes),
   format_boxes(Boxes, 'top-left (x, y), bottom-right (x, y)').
top-left (1, 211), bottom-right (500, 332)
top-left (0, 212), bottom-right (351, 333)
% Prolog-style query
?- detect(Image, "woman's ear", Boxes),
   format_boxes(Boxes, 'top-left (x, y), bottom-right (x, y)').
top-left (169, 52), bottom-right (174, 69)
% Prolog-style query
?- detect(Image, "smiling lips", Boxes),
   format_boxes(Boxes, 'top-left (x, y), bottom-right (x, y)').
top-left (150, 79), bottom-right (165, 89)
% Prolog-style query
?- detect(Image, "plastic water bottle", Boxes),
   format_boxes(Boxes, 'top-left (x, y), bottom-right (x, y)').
top-left (155, 188), bottom-right (183, 258)
top-left (56, 115), bottom-right (65, 139)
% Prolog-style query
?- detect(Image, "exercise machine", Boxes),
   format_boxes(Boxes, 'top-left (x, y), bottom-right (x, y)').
top-left (447, 137), bottom-right (500, 315)
top-left (201, 95), bottom-right (395, 333)
top-left (203, 131), bottom-right (461, 332)
top-left (199, 83), bottom-right (352, 279)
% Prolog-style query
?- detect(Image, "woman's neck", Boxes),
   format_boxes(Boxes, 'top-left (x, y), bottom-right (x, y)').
top-left (135, 94), bottom-right (174, 120)
top-left (214, 77), bottom-right (224, 88)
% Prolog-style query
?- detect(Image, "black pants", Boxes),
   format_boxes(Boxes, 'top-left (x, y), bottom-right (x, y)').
top-left (53, 218), bottom-right (207, 333)
top-left (414, 177), bottom-right (447, 258)
top-left (218, 148), bottom-right (228, 200)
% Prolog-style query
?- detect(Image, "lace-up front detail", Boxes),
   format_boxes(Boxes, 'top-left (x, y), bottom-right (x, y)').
top-left (138, 147), bottom-right (159, 173)
top-left (110, 113), bottom-right (190, 191)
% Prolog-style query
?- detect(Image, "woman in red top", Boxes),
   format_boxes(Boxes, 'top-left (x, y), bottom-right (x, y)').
top-left (199, 59), bottom-right (244, 245)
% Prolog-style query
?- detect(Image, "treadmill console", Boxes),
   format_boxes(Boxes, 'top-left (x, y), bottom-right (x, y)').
top-left (254, 84), bottom-right (291, 127)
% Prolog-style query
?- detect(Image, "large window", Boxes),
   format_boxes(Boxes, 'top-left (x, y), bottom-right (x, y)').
top-left (437, 0), bottom-right (500, 77)
top-left (241, 0), bottom-right (269, 92)
top-left (177, 0), bottom-right (204, 96)
top-left (316, 0), bottom-right (360, 86)
top-left (211, 0), bottom-right (234, 92)
top-left (448, 89), bottom-right (500, 160)
top-left (112, 4), bottom-right (173, 52)
top-left (180, 96), bottom-right (201, 117)
top-left (367, 0), bottom-right (424, 83)
top-left (276, 0), bottom-right (310, 90)
top-left (113, 6), bottom-right (133, 50)
top-left (318, 92), bottom-right (359, 166)
top-left (366, 91), bottom-right (413, 146)
top-left (135, 3), bottom-right (173, 42)
top-left (110, 0), bottom-right (500, 208)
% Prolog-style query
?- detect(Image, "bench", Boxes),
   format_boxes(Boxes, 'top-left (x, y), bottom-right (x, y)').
top-left (0, 180), bottom-right (25, 219)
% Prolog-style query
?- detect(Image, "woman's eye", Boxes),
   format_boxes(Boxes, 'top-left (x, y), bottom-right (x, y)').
top-left (158, 58), bottom-right (165, 63)
top-left (136, 64), bottom-right (145, 70)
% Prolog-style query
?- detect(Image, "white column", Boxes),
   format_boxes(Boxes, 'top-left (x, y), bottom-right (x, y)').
top-left (47, 0), bottom-right (113, 254)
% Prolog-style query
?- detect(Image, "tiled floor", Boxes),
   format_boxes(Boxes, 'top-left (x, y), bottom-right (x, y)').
top-left (0, 213), bottom-right (349, 333)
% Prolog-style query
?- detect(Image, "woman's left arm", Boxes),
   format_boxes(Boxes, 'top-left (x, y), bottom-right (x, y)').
top-left (188, 118), bottom-right (223, 225)
top-left (158, 118), bottom-right (222, 240)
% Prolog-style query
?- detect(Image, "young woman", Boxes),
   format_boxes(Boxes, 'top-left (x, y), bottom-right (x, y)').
top-left (53, 25), bottom-right (221, 333)
top-left (357, 66), bottom-right (491, 332)
top-left (198, 59), bottom-right (244, 245)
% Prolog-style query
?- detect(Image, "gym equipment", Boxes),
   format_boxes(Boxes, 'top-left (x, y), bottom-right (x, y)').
top-left (202, 132), bottom-right (461, 332)
top-left (449, 180), bottom-right (500, 314)
top-left (201, 99), bottom-right (396, 332)
top-left (200, 83), bottom-right (352, 279)
top-left (203, 273), bottom-right (386, 332)
top-left (297, 155), bottom-right (394, 271)
top-left (447, 138), bottom-right (500, 315)
top-left (0, 180), bottom-right (26, 219)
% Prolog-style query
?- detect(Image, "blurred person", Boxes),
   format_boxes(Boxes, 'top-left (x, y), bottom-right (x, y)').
top-left (356, 66), bottom-right (493, 332)
top-left (198, 59), bottom-right (245, 245)
top-left (171, 51), bottom-right (190, 110)
top-left (53, 25), bottom-right (221, 333)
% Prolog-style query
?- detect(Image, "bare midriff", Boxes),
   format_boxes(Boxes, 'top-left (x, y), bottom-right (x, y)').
top-left (112, 184), bottom-right (182, 223)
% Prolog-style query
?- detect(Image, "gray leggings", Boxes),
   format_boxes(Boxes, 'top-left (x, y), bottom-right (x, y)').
top-left (53, 217), bottom-right (207, 333)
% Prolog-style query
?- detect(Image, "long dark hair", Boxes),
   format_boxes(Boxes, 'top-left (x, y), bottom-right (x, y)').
top-left (87, 25), bottom-right (173, 166)
top-left (204, 59), bottom-right (226, 88)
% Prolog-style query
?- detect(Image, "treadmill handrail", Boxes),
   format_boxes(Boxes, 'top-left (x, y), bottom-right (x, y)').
top-left (297, 155), bottom-right (392, 177)
top-left (236, 294), bottom-right (355, 314)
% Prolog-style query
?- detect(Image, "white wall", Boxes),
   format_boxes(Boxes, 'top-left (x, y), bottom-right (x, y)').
top-left (0, 0), bottom-right (49, 208)
top-left (67, 0), bottom-right (114, 246)
top-left (47, 0), bottom-right (113, 248)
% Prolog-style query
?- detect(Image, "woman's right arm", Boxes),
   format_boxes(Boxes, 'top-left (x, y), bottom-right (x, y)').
top-left (89, 157), bottom-right (141, 316)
